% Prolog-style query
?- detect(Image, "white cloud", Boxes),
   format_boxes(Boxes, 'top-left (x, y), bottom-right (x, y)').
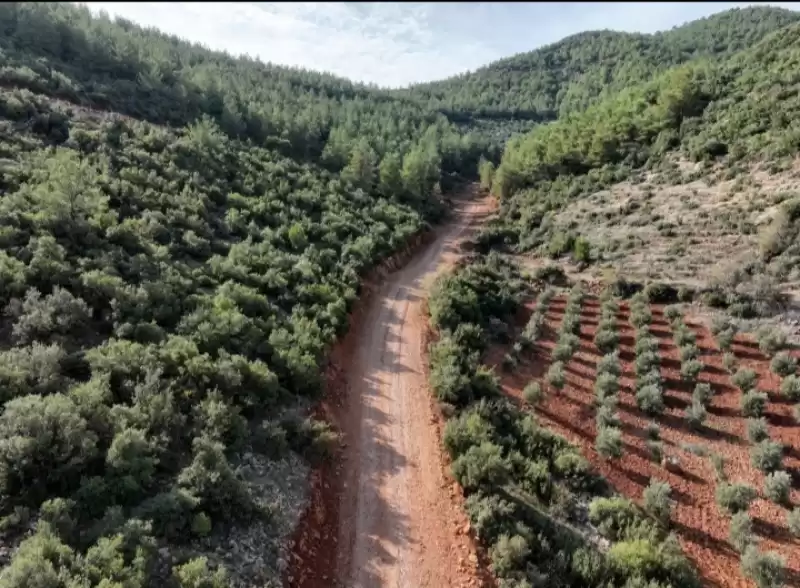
top-left (77, 2), bottom-right (799, 88)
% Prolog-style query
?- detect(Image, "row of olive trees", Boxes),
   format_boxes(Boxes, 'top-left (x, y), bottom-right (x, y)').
top-left (428, 257), bottom-right (699, 587)
top-left (594, 288), bottom-right (624, 460)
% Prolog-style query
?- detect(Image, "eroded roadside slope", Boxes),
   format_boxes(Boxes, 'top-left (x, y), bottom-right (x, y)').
top-left (286, 187), bottom-right (494, 588)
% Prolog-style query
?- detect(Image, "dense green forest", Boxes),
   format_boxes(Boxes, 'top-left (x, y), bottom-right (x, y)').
top-left (0, 1), bottom-right (798, 586)
top-left (403, 6), bottom-right (799, 126)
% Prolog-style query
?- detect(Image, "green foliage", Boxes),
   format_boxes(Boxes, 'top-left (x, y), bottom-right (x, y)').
top-left (740, 546), bottom-right (785, 588)
top-left (710, 453), bottom-right (727, 482)
top-left (715, 482), bottom-right (757, 514)
top-left (588, 497), bottom-right (647, 542)
top-left (636, 384), bottom-right (665, 416)
top-left (722, 352), bottom-right (738, 373)
top-left (693, 382), bottom-right (713, 405)
top-left (523, 381), bottom-right (544, 405)
top-left (763, 470), bottom-right (791, 505)
top-left (788, 508), bottom-right (800, 538)
top-left (750, 440), bottom-right (783, 473)
top-left (680, 359), bottom-right (703, 382)
top-left (728, 512), bottom-right (756, 554)
top-left (770, 352), bottom-right (797, 377)
top-left (741, 391), bottom-right (768, 418)
top-left (173, 557), bottom-right (230, 588)
top-left (780, 374), bottom-right (800, 401)
top-left (732, 369), bottom-right (758, 393)
top-left (642, 481), bottom-right (672, 526)
top-left (684, 401), bottom-right (707, 430)
top-left (595, 426), bottom-right (622, 459)
top-left (0, 393), bottom-right (97, 504)
top-left (547, 361), bottom-right (566, 390)
top-left (756, 327), bottom-right (787, 356)
top-left (746, 418), bottom-right (769, 444)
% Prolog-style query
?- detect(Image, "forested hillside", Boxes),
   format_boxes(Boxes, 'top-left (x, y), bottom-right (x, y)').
top-left (0, 2), bottom-right (492, 586)
top-left (1, 1), bottom-right (799, 587)
top-left (403, 6), bottom-right (799, 140)
top-left (482, 16), bottom-right (800, 311)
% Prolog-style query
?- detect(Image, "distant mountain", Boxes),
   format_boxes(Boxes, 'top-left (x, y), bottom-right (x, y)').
top-left (401, 6), bottom-right (800, 125)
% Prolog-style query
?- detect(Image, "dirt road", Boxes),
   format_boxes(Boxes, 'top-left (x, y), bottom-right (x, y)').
top-left (287, 188), bottom-right (493, 588)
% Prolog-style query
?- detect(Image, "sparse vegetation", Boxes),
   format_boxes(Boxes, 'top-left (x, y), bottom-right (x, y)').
top-left (728, 512), bottom-right (756, 554)
top-left (429, 256), bottom-right (698, 587)
top-left (740, 546), bottom-right (785, 588)
top-left (763, 470), bottom-right (791, 505)
top-left (715, 482), bottom-right (757, 514)
top-left (750, 440), bottom-right (784, 473)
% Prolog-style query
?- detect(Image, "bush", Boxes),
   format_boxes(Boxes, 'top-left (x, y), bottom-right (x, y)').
top-left (711, 316), bottom-right (735, 336)
top-left (678, 344), bottom-right (699, 362)
top-left (710, 453), bottom-right (727, 482)
top-left (173, 557), bottom-right (229, 588)
top-left (722, 352), bottom-right (737, 373)
top-left (588, 497), bottom-right (644, 542)
top-left (595, 426), bottom-right (622, 459)
top-left (770, 352), bottom-right (797, 377)
top-left (746, 418), bottom-right (769, 444)
top-left (547, 361), bottom-right (566, 390)
top-left (728, 512), bottom-right (756, 554)
top-left (597, 352), bottom-right (621, 376)
top-left (684, 401), bottom-right (706, 430)
top-left (731, 368), bottom-right (758, 392)
top-left (756, 327), bottom-right (787, 356)
top-left (780, 374), bottom-right (800, 401)
top-left (750, 440), bottom-right (783, 473)
top-left (788, 508), bottom-right (800, 538)
top-left (607, 539), bottom-right (661, 578)
top-left (523, 381), bottom-right (544, 405)
top-left (673, 327), bottom-right (696, 347)
top-left (0, 393), bottom-right (98, 502)
top-left (636, 384), bottom-right (664, 416)
top-left (664, 306), bottom-right (682, 322)
top-left (633, 340), bottom-right (657, 361)
top-left (634, 351), bottom-right (659, 376)
top-left (630, 308), bottom-right (652, 328)
top-left (646, 440), bottom-right (663, 463)
top-left (644, 282), bottom-right (678, 304)
top-left (717, 329), bottom-right (735, 350)
top-left (560, 313), bottom-right (581, 335)
top-left (177, 437), bottom-right (257, 521)
top-left (594, 329), bottom-right (619, 354)
top-left (596, 405), bottom-right (620, 429)
top-left (680, 359), bottom-right (703, 382)
top-left (645, 422), bottom-right (660, 441)
top-left (741, 546), bottom-right (785, 588)
top-left (451, 442), bottom-right (510, 491)
top-left (490, 533), bottom-right (530, 577)
top-left (693, 382), bottom-right (713, 405)
top-left (763, 470), bottom-right (791, 505)
top-left (594, 372), bottom-right (619, 400)
top-left (715, 482), bottom-right (757, 514)
top-left (642, 480), bottom-right (672, 525)
top-left (741, 391), bottom-right (767, 417)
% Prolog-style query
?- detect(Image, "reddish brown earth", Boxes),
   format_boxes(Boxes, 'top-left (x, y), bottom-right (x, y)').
top-left (488, 295), bottom-right (800, 588)
top-left (285, 188), bottom-right (496, 588)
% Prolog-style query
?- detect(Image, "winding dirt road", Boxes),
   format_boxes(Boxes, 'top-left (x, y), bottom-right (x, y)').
top-left (286, 187), bottom-right (493, 588)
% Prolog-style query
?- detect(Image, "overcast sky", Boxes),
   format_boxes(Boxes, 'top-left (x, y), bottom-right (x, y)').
top-left (78, 2), bottom-right (798, 88)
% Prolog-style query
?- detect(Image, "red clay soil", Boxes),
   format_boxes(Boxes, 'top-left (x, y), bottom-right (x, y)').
top-left (488, 295), bottom-right (800, 588)
top-left (284, 189), bottom-right (497, 588)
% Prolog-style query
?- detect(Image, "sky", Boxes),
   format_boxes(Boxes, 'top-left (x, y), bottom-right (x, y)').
top-left (78, 1), bottom-right (798, 89)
